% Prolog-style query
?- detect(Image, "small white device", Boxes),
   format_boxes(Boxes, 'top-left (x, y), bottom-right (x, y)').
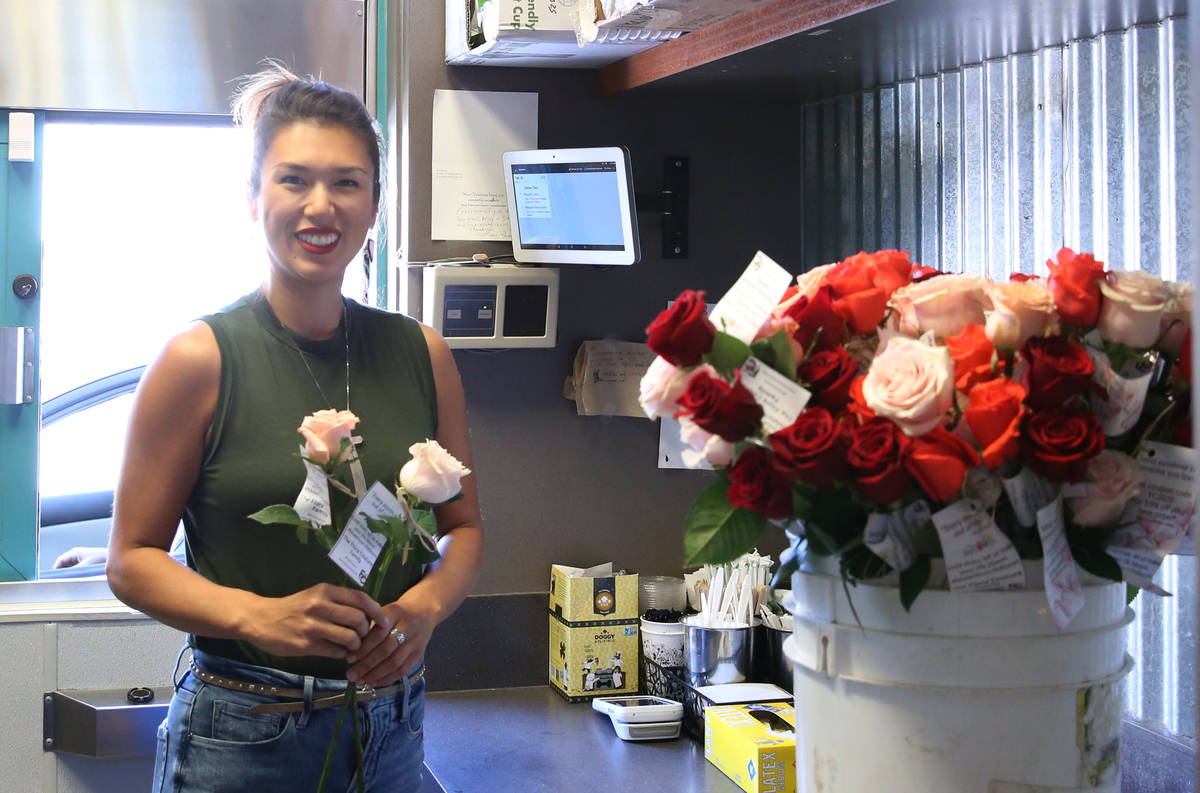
top-left (422, 264), bottom-right (558, 349)
top-left (592, 695), bottom-right (683, 741)
top-left (501, 146), bottom-right (641, 266)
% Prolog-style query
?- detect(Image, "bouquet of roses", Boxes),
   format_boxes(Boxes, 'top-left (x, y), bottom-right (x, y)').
top-left (249, 409), bottom-right (471, 793)
top-left (640, 249), bottom-right (1194, 623)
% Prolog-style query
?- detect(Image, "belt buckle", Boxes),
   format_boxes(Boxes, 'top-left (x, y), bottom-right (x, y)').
top-left (356, 684), bottom-right (377, 702)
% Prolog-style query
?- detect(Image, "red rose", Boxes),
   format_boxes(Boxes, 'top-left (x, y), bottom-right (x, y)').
top-left (799, 347), bottom-right (858, 412)
top-left (847, 418), bottom-right (912, 503)
top-left (845, 375), bottom-right (876, 423)
top-left (1020, 337), bottom-right (1097, 410)
top-left (1046, 247), bottom-right (1106, 326)
top-left (823, 250), bottom-right (915, 333)
top-left (782, 285), bottom-right (846, 352)
top-left (674, 371), bottom-right (763, 441)
top-left (903, 426), bottom-right (981, 503)
top-left (1009, 273), bottom-right (1040, 283)
top-left (769, 407), bottom-right (848, 487)
top-left (964, 378), bottom-right (1028, 468)
top-left (726, 447), bottom-right (794, 520)
top-left (645, 289), bottom-right (716, 367)
top-left (1020, 407), bottom-right (1105, 483)
top-left (945, 324), bottom-right (1003, 392)
top-left (912, 264), bottom-right (942, 282)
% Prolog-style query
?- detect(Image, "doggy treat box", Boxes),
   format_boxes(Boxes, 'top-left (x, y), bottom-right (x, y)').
top-left (549, 615), bottom-right (640, 702)
top-left (549, 563), bottom-right (638, 623)
top-left (704, 702), bottom-right (796, 793)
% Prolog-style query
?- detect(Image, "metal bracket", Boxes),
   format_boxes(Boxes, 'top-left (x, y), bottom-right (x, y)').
top-left (636, 156), bottom-right (689, 258)
top-left (43, 688), bottom-right (172, 756)
top-left (0, 327), bottom-right (34, 404)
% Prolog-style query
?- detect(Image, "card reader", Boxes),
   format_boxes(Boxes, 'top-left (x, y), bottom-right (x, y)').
top-left (592, 695), bottom-right (683, 741)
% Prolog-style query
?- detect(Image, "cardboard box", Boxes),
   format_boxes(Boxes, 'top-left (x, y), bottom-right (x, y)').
top-left (548, 564), bottom-right (639, 701)
top-left (704, 702), bottom-right (796, 793)
top-left (446, 0), bottom-right (665, 67)
top-left (579, 0), bottom-right (766, 42)
top-left (549, 563), bottom-right (639, 622)
top-left (548, 616), bottom-right (640, 700)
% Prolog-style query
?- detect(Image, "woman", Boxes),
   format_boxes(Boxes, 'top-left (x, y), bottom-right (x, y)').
top-left (106, 63), bottom-right (484, 792)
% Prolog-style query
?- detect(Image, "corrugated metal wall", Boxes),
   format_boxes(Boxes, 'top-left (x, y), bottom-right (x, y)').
top-left (800, 15), bottom-right (1190, 283)
top-left (800, 14), bottom-right (1194, 742)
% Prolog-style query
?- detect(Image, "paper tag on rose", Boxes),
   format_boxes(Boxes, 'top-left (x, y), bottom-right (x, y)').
top-left (1002, 466), bottom-right (1056, 528)
top-left (293, 448), bottom-right (332, 527)
top-left (1105, 546), bottom-right (1172, 596)
top-left (708, 251), bottom-right (793, 344)
top-left (327, 481), bottom-right (402, 586)
top-left (1086, 347), bottom-right (1153, 436)
top-left (740, 355), bottom-right (811, 433)
top-left (1120, 441), bottom-right (1196, 555)
top-left (931, 500), bottom-right (1026, 591)
top-left (863, 501), bottom-right (929, 573)
top-left (1035, 497), bottom-right (1085, 629)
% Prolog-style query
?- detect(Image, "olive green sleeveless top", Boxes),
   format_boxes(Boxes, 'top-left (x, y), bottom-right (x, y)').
top-left (185, 289), bottom-right (437, 678)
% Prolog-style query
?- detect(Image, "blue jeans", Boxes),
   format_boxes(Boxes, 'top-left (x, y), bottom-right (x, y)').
top-left (152, 648), bottom-right (426, 793)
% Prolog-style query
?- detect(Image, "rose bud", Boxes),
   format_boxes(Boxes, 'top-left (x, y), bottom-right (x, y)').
top-left (399, 439), bottom-right (472, 504)
top-left (1066, 450), bottom-right (1142, 527)
top-left (1045, 247), bottom-right (1105, 326)
top-left (674, 370), bottom-right (763, 442)
top-left (298, 409), bottom-right (360, 465)
top-left (1019, 407), bottom-right (1105, 483)
top-left (1020, 336), bottom-right (1097, 411)
top-left (726, 446), bottom-right (794, 520)
top-left (645, 289), bottom-right (716, 367)
top-left (847, 418), bottom-right (912, 504)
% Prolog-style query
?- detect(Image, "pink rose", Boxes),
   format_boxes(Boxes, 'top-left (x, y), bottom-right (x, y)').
top-left (677, 416), bottom-right (735, 468)
top-left (752, 315), bottom-right (804, 363)
top-left (1066, 450), bottom-right (1142, 527)
top-left (984, 280), bottom-right (1057, 350)
top-left (639, 357), bottom-right (695, 419)
top-left (887, 274), bottom-right (991, 339)
top-left (1157, 280), bottom-right (1192, 357)
top-left (298, 409), bottom-right (360, 465)
top-left (861, 336), bottom-right (955, 436)
top-left (1097, 270), bottom-right (1169, 348)
top-left (791, 263), bottom-right (837, 301)
top-left (399, 439), bottom-right (471, 504)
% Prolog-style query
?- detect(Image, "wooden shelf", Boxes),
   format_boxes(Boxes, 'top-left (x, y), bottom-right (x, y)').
top-left (596, 0), bottom-right (892, 96)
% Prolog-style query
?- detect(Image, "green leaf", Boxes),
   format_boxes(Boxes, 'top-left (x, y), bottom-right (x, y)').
top-left (794, 484), bottom-right (867, 556)
top-left (703, 331), bottom-right (751, 375)
top-left (296, 525), bottom-right (309, 545)
top-left (1067, 532), bottom-right (1124, 583)
top-left (1126, 584), bottom-right (1140, 605)
top-left (899, 556), bottom-right (931, 612)
top-left (683, 475), bottom-right (766, 565)
top-left (248, 504), bottom-right (311, 528)
top-left (415, 510), bottom-right (440, 537)
top-left (840, 545), bottom-right (891, 582)
top-left (748, 329), bottom-right (797, 380)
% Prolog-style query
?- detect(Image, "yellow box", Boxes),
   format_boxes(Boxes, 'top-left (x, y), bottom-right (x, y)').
top-left (704, 702), bottom-right (796, 793)
top-left (548, 616), bottom-right (640, 701)
top-left (549, 564), bottom-right (639, 623)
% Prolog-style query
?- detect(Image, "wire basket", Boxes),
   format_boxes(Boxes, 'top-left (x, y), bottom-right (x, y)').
top-left (641, 657), bottom-right (704, 740)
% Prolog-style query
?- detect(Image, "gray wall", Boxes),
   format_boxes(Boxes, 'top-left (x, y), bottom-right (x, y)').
top-left (398, 3), bottom-right (801, 594)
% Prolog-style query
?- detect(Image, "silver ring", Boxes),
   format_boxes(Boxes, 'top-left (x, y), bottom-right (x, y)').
top-left (390, 628), bottom-right (406, 646)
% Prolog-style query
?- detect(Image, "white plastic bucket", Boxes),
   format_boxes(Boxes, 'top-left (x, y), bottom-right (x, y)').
top-left (786, 561), bottom-right (1132, 793)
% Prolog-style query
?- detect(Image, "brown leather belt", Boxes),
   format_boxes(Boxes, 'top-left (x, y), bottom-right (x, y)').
top-left (190, 662), bottom-right (424, 714)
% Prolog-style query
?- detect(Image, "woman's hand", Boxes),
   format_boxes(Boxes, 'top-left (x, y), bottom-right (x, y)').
top-left (344, 591), bottom-right (437, 686)
top-left (244, 583), bottom-right (390, 659)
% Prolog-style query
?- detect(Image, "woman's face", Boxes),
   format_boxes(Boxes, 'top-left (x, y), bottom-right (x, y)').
top-left (250, 122), bottom-right (378, 288)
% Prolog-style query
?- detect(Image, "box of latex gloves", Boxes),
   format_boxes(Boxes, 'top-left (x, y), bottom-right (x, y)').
top-left (704, 702), bottom-right (796, 793)
top-left (549, 563), bottom-right (639, 701)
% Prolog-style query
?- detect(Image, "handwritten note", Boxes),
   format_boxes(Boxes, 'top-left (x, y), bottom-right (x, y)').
top-left (931, 500), bottom-right (1026, 591)
top-left (1123, 441), bottom-right (1197, 555)
top-left (293, 451), bottom-right (332, 527)
top-left (1002, 466), bottom-right (1055, 528)
top-left (708, 251), bottom-right (793, 344)
top-left (740, 356), bottom-right (810, 433)
top-left (328, 482), bottom-right (403, 586)
top-left (432, 89), bottom-right (537, 241)
top-left (566, 340), bottom-right (657, 417)
top-left (1036, 497), bottom-right (1085, 629)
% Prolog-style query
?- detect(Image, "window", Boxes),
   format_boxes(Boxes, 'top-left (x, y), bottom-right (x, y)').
top-left (36, 117), bottom-right (370, 576)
